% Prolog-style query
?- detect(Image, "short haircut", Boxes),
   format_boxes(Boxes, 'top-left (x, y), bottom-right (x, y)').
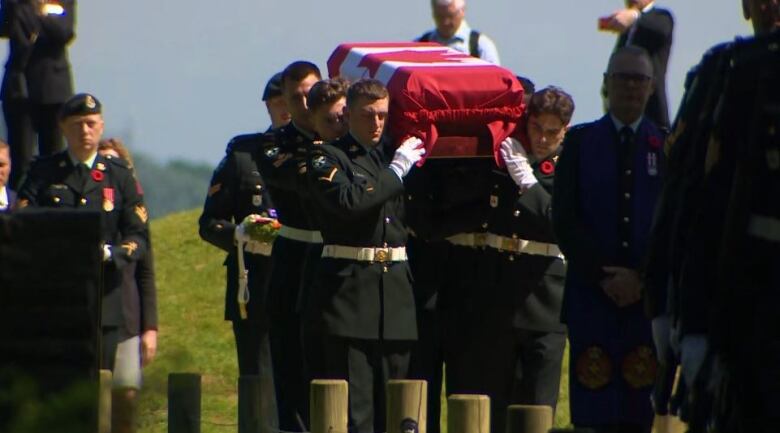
top-left (432, 0), bottom-right (465, 9)
top-left (98, 137), bottom-right (134, 168)
top-left (528, 86), bottom-right (575, 125)
top-left (0, 139), bottom-right (8, 152)
top-left (346, 79), bottom-right (389, 107)
top-left (281, 61), bottom-right (322, 87)
top-left (607, 46), bottom-right (653, 75)
top-left (308, 78), bottom-right (350, 113)
top-left (516, 76), bottom-right (535, 96)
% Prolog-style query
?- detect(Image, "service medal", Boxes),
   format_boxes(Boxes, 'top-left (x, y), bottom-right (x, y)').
top-left (103, 188), bottom-right (115, 212)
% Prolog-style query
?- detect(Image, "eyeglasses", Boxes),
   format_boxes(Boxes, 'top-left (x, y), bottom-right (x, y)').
top-left (608, 72), bottom-right (653, 84)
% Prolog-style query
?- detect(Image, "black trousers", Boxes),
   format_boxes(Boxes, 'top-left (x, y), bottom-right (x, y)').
top-left (101, 326), bottom-right (120, 372)
top-left (445, 324), bottom-right (566, 433)
top-left (3, 100), bottom-right (64, 189)
top-left (307, 335), bottom-right (411, 433)
top-left (232, 319), bottom-right (271, 376)
top-left (407, 309), bottom-right (443, 433)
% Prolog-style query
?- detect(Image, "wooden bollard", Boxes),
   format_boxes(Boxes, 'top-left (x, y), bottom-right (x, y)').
top-left (386, 380), bottom-right (427, 433)
top-left (98, 369), bottom-right (112, 433)
top-left (310, 379), bottom-right (348, 433)
top-left (505, 404), bottom-right (552, 433)
top-left (238, 375), bottom-right (263, 433)
top-left (447, 394), bottom-right (490, 433)
top-left (168, 373), bottom-right (201, 433)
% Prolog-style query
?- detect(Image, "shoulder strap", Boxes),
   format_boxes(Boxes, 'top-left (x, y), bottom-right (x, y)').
top-left (469, 30), bottom-right (480, 58)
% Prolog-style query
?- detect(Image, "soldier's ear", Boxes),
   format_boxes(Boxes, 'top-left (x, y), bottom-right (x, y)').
top-left (742, 0), bottom-right (750, 20)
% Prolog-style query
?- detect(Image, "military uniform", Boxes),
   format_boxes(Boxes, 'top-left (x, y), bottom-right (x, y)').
top-left (17, 150), bottom-right (148, 370)
top-left (199, 133), bottom-right (275, 375)
top-left (552, 115), bottom-right (666, 431)
top-left (305, 133), bottom-right (415, 433)
top-left (257, 123), bottom-right (322, 431)
top-left (458, 149), bottom-right (567, 433)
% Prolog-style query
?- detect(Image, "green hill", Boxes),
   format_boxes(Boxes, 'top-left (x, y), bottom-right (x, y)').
top-left (139, 209), bottom-right (571, 432)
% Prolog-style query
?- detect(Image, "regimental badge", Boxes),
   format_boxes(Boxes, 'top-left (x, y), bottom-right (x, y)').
top-left (207, 183), bottom-right (222, 197)
top-left (252, 194), bottom-right (262, 206)
top-left (575, 346), bottom-right (612, 390)
top-left (622, 346), bottom-right (658, 389)
top-left (85, 95), bottom-right (96, 109)
top-left (135, 204), bottom-right (149, 223)
top-left (490, 194), bottom-right (499, 208)
top-left (264, 147), bottom-right (280, 158)
top-left (96, 162), bottom-right (106, 171)
top-left (646, 152), bottom-right (658, 176)
top-left (312, 155), bottom-right (327, 169)
top-left (103, 188), bottom-right (115, 212)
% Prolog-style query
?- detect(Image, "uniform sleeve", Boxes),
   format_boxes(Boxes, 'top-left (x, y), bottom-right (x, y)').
top-left (478, 33), bottom-right (500, 65)
top-left (15, 159), bottom-right (47, 208)
top-left (307, 149), bottom-right (404, 220)
top-left (515, 180), bottom-right (555, 239)
top-left (198, 153), bottom-right (239, 252)
top-left (36, 0), bottom-right (75, 45)
top-left (551, 133), bottom-right (609, 286)
top-left (111, 167), bottom-right (149, 268)
top-left (631, 9), bottom-right (673, 53)
top-left (136, 239), bottom-right (159, 331)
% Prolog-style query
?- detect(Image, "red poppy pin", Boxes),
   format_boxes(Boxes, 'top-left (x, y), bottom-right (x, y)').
top-left (540, 160), bottom-right (555, 175)
top-left (648, 135), bottom-right (662, 150)
top-left (91, 169), bottom-right (105, 182)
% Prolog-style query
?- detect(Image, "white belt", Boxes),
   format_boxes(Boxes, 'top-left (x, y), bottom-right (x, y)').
top-left (748, 214), bottom-right (780, 242)
top-left (447, 232), bottom-right (563, 259)
top-left (321, 244), bottom-right (407, 262)
top-left (244, 240), bottom-right (273, 256)
top-left (279, 226), bottom-right (323, 244)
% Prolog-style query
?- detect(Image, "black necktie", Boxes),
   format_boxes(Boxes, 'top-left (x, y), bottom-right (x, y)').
top-left (619, 126), bottom-right (634, 146)
top-left (76, 163), bottom-right (89, 189)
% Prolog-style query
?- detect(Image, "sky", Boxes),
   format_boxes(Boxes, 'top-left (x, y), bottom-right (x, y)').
top-left (1, 0), bottom-right (751, 165)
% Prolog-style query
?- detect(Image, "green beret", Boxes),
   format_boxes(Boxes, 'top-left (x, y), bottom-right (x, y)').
top-left (59, 93), bottom-right (102, 119)
top-left (262, 72), bottom-right (283, 101)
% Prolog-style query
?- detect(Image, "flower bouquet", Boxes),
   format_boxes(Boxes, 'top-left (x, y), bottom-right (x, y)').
top-left (242, 212), bottom-right (282, 244)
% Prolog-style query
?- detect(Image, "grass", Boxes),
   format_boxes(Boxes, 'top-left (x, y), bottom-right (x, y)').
top-left (138, 209), bottom-right (571, 432)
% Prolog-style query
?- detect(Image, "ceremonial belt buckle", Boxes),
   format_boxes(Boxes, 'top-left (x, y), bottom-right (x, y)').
top-left (373, 248), bottom-right (390, 262)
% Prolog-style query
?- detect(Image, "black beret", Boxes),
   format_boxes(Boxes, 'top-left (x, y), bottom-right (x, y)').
top-left (59, 93), bottom-right (102, 119)
top-left (262, 72), bottom-right (283, 101)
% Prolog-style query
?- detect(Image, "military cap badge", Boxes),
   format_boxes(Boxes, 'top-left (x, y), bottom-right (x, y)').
top-left (312, 155), bottom-right (327, 169)
top-left (85, 95), bottom-right (96, 109)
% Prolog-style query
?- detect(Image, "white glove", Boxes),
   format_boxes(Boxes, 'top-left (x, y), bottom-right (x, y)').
top-left (500, 137), bottom-right (538, 190)
top-left (102, 244), bottom-right (112, 262)
top-left (389, 137), bottom-right (425, 179)
top-left (234, 223), bottom-right (251, 244)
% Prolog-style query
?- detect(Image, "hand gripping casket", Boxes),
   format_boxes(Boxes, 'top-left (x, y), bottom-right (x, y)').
top-left (327, 42), bottom-right (525, 160)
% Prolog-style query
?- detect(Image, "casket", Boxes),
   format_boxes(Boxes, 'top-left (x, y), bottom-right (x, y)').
top-left (327, 42), bottom-right (525, 160)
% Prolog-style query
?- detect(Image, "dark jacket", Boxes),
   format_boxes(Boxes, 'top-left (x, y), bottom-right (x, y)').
top-left (17, 151), bottom-right (149, 327)
top-left (305, 134), bottom-right (417, 340)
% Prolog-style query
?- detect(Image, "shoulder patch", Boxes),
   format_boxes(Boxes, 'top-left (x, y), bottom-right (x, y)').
top-left (264, 146), bottom-right (280, 159)
top-left (311, 155), bottom-right (327, 170)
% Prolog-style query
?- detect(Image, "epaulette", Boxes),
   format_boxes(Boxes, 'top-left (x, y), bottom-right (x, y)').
top-left (28, 151), bottom-right (66, 173)
top-left (225, 132), bottom-right (270, 154)
top-left (105, 154), bottom-right (131, 170)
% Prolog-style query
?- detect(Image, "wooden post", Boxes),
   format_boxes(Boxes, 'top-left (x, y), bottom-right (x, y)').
top-left (168, 373), bottom-right (201, 433)
top-left (505, 404), bottom-right (552, 433)
top-left (98, 369), bottom-right (112, 433)
top-left (386, 380), bottom-right (427, 433)
top-left (310, 379), bottom-right (348, 433)
top-left (239, 375), bottom-right (263, 433)
top-left (447, 394), bottom-right (490, 433)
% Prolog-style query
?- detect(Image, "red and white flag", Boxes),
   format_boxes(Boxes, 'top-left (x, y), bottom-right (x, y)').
top-left (328, 42), bottom-right (525, 161)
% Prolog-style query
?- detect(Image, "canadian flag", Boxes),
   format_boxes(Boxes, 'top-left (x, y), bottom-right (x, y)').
top-left (328, 43), bottom-right (525, 161)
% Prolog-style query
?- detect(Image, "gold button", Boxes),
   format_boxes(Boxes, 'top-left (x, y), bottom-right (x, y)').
top-left (53, 196), bottom-right (61, 203)
top-left (80, 198), bottom-right (87, 205)
top-left (255, 185), bottom-right (262, 191)
top-left (513, 210), bottom-right (520, 217)
top-left (385, 217), bottom-right (390, 224)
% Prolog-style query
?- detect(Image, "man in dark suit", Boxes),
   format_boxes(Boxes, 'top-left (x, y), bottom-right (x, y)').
top-left (0, 140), bottom-right (13, 212)
top-left (553, 47), bottom-right (666, 433)
top-left (1, 0), bottom-right (75, 189)
top-left (305, 79), bottom-right (425, 433)
top-left (16, 93), bottom-right (149, 374)
top-left (602, 0), bottom-right (673, 129)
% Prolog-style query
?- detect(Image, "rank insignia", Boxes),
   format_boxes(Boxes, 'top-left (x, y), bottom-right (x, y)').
top-left (208, 183), bottom-right (222, 197)
top-left (575, 346), bottom-right (612, 390)
top-left (621, 346), bottom-right (657, 389)
top-left (121, 241), bottom-right (139, 256)
top-left (252, 194), bottom-right (262, 206)
top-left (96, 162), bottom-right (106, 171)
top-left (312, 155), bottom-right (327, 169)
top-left (135, 204), bottom-right (149, 223)
top-left (318, 167), bottom-right (338, 183)
top-left (103, 188), bottom-right (115, 212)
top-left (490, 194), bottom-right (498, 208)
